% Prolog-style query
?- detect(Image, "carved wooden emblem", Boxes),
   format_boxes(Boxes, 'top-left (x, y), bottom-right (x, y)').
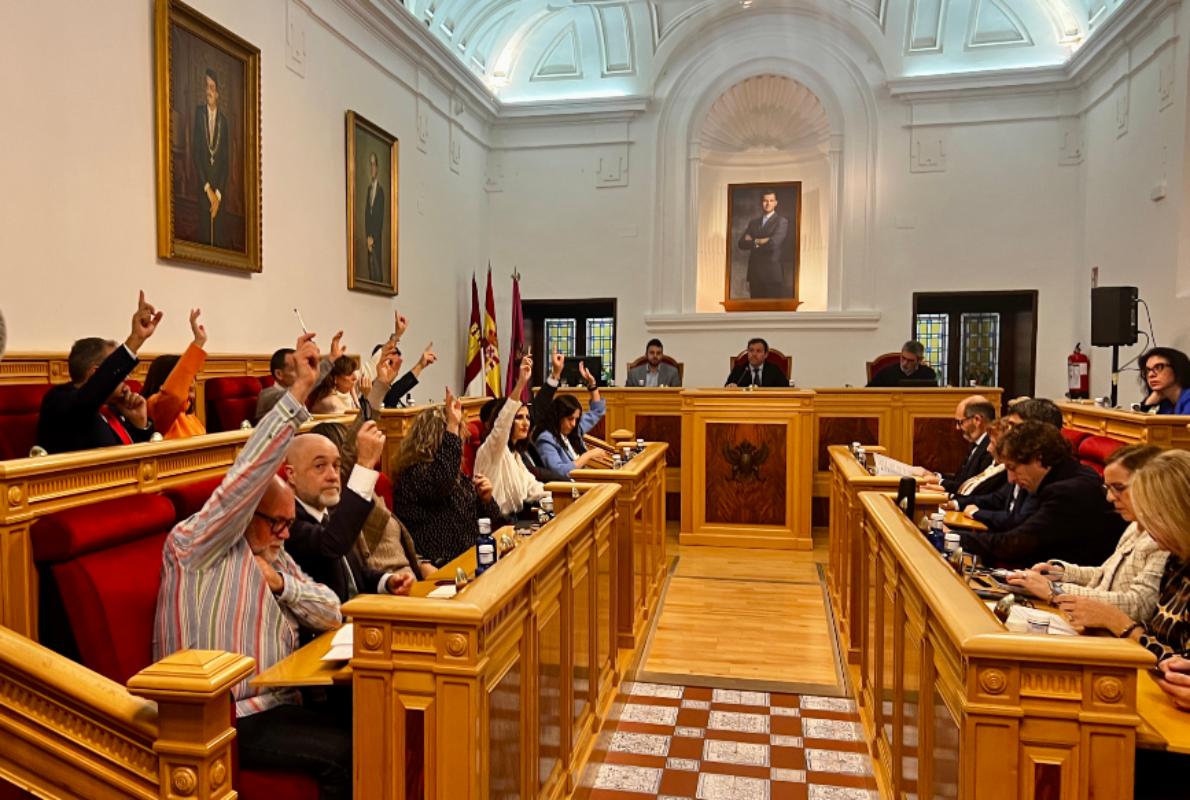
top-left (722, 440), bottom-right (769, 483)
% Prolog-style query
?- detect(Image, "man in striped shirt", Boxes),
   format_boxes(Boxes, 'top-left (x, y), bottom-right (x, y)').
top-left (153, 332), bottom-right (350, 799)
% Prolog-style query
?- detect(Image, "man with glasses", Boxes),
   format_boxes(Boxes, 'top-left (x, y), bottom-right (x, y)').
top-left (866, 340), bottom-right (938, 387)
top-left (153, 332), bottom-right (352, 800)
top-left (913, 396), bottom-right (996, 493)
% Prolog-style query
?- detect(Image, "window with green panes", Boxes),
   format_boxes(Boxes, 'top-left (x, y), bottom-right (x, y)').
top-left (960, 312), bottom-right (1000, 387)
top-left (585, 318), bottom-right (615, 384)
top-left (544, 319), bottom-right (576, 359)
top-left (914, 313), bottom-right (950, 386)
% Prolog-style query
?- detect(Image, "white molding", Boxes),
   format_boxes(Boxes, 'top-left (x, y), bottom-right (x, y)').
top-left (496, 97), bottom-right (649, 121)
top-left (644, 311), bottom-right (882, 333)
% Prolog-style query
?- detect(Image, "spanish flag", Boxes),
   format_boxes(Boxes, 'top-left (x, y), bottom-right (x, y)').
top-left (463, 274), bottom-right (482, 396)
top-left (483, 266), bottom-right (502, 397)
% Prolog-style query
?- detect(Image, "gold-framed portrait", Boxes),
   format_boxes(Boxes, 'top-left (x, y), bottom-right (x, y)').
top-left (723, 181), bottom-right (802, 312)
top-left (154, 0), bottom-right (262, 273)
top-left (346, 111), bottom-right (399, 295)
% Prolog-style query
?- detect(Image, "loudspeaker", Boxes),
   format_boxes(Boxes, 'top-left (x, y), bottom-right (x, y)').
top-left (1091, 286), bottom-right (1138, 346)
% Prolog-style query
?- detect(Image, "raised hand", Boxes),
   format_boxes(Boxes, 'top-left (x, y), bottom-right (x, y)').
top-left (355, 420), bottom-right (386, 469)
top-left (330, 330), bottom-right (346, 361)
top-left (443, 386), bottom-right (463, 433)
top-left (518, 355), bottom-right (533, 386)
top-left (189, 308), bottom-right (208, 349)
top-left (377, 352), bottom-right (403, 385)
top-left (551, 347), bottom-right (564, 379)
top-left (113, 385), bottom-right (149, 429)
top-left (291, 332), bottom-right (321, 403)
top-left (578, 360), bottom-right (594, 387)
top-left (394, 310), bottom-right (408, 340)
top-left (127, 290), bottom-right (164, 353)
top-left (418, 342), bottom-right (437, 369)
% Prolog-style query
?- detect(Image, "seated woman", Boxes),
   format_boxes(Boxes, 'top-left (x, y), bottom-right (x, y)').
top-left (957, 420), bottom-right (1126, 568)
top-left (1006, 444), bottom-right (1166, 620)
top-left (141, 309), bottom-right (208, 439)
top-left (1137, 347), bottom-right (1190, 415)
top-left (475, 356), bottom-right (549, 518)
top-left (392, 387), bottom-right (502, 566)
top-left (309, 355), bottom-right (361, 414)
top-left (534, 361), bottom-right (611, 478)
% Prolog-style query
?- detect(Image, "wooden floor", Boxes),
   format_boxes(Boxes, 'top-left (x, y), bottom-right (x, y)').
top-left (637, 527), bottom-right (843, 694)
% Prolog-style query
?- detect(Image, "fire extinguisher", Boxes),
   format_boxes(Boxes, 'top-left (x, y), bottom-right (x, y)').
top-left (1067, 343), bottom-right (1090, 399)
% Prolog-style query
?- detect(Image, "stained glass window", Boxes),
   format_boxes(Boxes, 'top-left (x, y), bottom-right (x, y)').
top-left (544, 319), bottom-right (576, 359)
top-left (914, 313), bottom-right (950, 386)
top-left (960, 312), bottom-right (1000, 387)
top-left (585, 317), bottom-right (615, 383)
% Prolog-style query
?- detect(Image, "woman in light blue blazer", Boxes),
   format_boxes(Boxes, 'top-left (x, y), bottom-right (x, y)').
top-left (534, 362), bottom-right (609, 478)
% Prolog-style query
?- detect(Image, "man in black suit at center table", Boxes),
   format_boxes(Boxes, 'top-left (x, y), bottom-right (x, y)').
top-left (737, 189), bottom-right (789, 299)
top-left (725, 338), bottom-right (789, 388)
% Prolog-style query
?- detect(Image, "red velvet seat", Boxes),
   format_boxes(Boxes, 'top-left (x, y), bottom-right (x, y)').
top-left (461, 418), bottom-right (484, 477)
top-left (0, 383), bottom-right (51, 460)
top-left (206, 376), bottom-right (263, 432)
top-left (375, 471), bottom-right (394, 511)
top-left (1060, 427), bottom-right (1090, 451)
top-left (31, 491), bottom-right (318, 799)
top-left (162, 475), bottom-right (224, 520)
top-left (1077, 434), bottom-right (1124, 476)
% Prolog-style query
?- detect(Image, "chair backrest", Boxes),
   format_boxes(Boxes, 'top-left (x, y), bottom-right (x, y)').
top-left (31, 494), bottom-right (177, 684)
top-left (205, 376), bottom-right (263, 433)
top-left (729, 347), bottom-right (792, 377)
top-left (625, 354), bottom-right (684, 384)
top-left (0, 383), bottom-right (51, 459)
top-left (1074, 433), bottom-right (1124, 477)
top-left (461, 418), bottom-right (484, 478)
top-left (866, 352), bottom-right (903, 382)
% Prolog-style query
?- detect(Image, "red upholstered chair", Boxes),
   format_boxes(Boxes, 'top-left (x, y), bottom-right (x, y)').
top-left (624, 354), bottom-right (685, 383)
top-left (206, 376), bottom-right (263, 432)
top-left (162, 475), bottom-right (224, 520)
top-left (260, 375), bottom-right (276, 389)
top-left (0, 383), bottom-right (50, 460)
top-left (31, 491), bottom-right (319, 799)
top-left (461, 418), bottom-right (484, 477)
top-left (125, 379), bottom-right (143, 395)
top-left (1076, 434), bottom-right (1124, 476)
top-left (375, 471), bottom-right (394, 511)
top-left (1060, 428), bottom-right (1091, 452)
top-left (729, 347), bottom-right (793, 378)
top-left (865, 352), bottom-right (902, 383)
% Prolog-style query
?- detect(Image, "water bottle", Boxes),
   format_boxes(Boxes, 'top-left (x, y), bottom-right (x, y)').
top-left (635, 437), bottom-right (645, 454)
top-left (928, 511), bottom-right (946, 552)
top-left (621, 445), bottom-right (633, 462)
top-left (475, 518), bottom-right (496, 575)
top-left (612, 454), bottom-right (622, 470)
top-left (540, 495), bottom-right (554, 519)
top-left (571, 485), bottom-right (580, 499)
top-left (404, 393), bottom-right (414, 407)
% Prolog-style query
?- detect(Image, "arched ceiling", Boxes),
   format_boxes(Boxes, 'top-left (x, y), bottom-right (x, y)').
top-left (700, 75), bottom-right (831, 154)
top-left (398, 0), bottom-right (1131, 104)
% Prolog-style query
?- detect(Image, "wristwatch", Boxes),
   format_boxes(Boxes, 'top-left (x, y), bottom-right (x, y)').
top-left (1116, 622), bottom-right (1143, 639)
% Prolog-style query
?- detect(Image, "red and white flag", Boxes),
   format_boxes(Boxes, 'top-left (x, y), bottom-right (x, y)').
top-left (505, 271), bottom-right (527, 401)
top-left (463, 274), bottom-right (482, 396)
top-left (482, 266), bottom-right (502, 398)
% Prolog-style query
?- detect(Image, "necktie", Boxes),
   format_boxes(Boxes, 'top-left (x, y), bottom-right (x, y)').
top-left (752, 367), bottom-right (761, 385)
top-left (99, 406), bottom-right (132, 445)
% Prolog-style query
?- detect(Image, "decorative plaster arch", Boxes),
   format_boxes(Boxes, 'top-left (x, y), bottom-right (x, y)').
top-left (650, 11), bottom-right (883, 323)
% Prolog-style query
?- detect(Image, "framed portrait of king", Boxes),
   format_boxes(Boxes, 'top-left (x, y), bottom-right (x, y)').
top-left (346, 111), bottom-right (399, 296)
top-left (154, 0), bottom-right (262, 273)
top-left (723, 181), bottom-right (802, 312)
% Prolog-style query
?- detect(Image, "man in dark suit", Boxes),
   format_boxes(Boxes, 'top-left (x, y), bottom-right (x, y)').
top-left (192, 68), bottom-right (231, 248)
top-left (939, 398), bottom-right (996, 493)
top-left (737, 190), bottom-right (789, 298)
top-left (37, 292), bottom-right (162, 453)
top-left (283, 423), bottom-right (414, 602)
top-left (867, 340), bottom-right (938, 387)
top-left (364, 152), bottom-right (386, 283)
top-left (725, 337), bottom-right (789, 387)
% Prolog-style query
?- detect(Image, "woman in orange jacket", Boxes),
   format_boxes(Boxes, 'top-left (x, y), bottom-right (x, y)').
top-left (142, 309), bottom-right (208, 439)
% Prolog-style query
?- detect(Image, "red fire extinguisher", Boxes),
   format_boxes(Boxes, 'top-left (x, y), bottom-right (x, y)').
top-left (1067, 343), bottom-right (1090, 399)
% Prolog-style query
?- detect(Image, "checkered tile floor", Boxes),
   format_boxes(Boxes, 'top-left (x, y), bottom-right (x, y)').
top-left (575, 682), bottom-right (879, 800)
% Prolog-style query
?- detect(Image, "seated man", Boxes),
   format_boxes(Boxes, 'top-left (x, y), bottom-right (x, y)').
top-left (283, 422), bottom-right (414, 601)
top-left (154, 332), bottom-right (351, 799)
top-left (37, 291), bottom-right (162, 453)
top-left (627, 338), bottom-right (682, 387)
top-left (381, 341), bottom-right (437, 408)
top-left (867, 340), bottom-right (937, 387)
top-left (914, 397), bottom-right (996, 494)
top-left (725, 337), bottom-right (788, 387)
top-left (256, 331), bottom-right (345, 421)
top-left (958, 420), bottom-right (1126, 568)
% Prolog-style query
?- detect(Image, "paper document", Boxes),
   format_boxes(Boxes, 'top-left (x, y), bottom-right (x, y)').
top-left (321, 625), bottom-right (353, 662)
top-left (873, 453), bottom-right (916, 478)
top-left (427, 585), bottom-right (458, 599)
top-left (984, 603), bottom-right (1078, 636)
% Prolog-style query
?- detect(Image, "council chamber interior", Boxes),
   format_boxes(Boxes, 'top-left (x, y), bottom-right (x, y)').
top-left (3, 1), bottom-right (1190, 799)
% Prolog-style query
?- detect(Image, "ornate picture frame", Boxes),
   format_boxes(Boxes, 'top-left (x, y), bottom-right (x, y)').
top-left (154, 0), bottom-right (262, 273)
top-left (346, 111), bottom-right (399, 296)
top-left (723, 181), bottom-right (802, 312)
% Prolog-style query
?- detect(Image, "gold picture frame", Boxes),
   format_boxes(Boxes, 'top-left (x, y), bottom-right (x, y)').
top-left (346, 111), bottom-right (399, 296)
top-left (723, 181), bottom-right (802, 312)
top-left (154, 0), bottom-right (262, 273)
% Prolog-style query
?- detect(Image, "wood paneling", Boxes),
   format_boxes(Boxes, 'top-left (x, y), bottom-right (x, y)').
top-left (704, 422), bottom-right (787, 527)
top-left (816, 416), bottom-right (879, 471)
top-left (911, 417), bottom-right (969, 475)
top-left (633, 414), bottom-right (682, 467)
top-left (1059, 401), bottom-right (1190, 449)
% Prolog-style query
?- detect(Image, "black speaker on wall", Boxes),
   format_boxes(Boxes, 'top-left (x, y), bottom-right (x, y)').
top-left (1091, 286), bottom-right (1138, 346)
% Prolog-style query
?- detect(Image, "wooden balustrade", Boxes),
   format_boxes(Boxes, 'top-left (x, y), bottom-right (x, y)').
top-left (0, 626), bottom-right (253, 800)
top-left (344, 482), bottom-right (621, 800)
top-left (1058, 401), bottom-right (1190, 448)
top-left (852, 492), bottom-right (1151, 799)
top-left (569, 442), bottom-right (667, 653)
top-left (373, 397), bottom-right (488, 478)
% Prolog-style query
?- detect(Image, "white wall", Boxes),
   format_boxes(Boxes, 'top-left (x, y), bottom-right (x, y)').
top-left (0, 0), bottom-right (487, 385)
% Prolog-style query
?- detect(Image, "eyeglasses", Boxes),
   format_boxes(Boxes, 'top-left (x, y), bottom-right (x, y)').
top-left (253, 511), bottom-right (295, 534)
top-left (1104, 482), bottom-right (1130, 496)
top-left (1144, 363), bottom-right (1171, 376)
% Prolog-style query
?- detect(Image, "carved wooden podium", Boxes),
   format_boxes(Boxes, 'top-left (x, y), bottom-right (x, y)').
top-left (679, 389), bottom-right (815, 549)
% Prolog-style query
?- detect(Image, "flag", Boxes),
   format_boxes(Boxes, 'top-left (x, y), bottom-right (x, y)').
top-left (505, 271), bottom-right (527, 400)
top-left (463, 274), bottom-right (482, 396)
top-left (483, 266), bottom-right (502, 398)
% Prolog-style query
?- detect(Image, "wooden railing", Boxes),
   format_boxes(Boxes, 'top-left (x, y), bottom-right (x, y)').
top-left (1058, 401), bottom-right (1190, 449)
top-left (0, 627), bottom-right (253, 800)
top-left (344, 482), bottom-right (621, 800)
top-left (853, 492), bottom-right (1151, 799)
top-left (570, 442), bottom-right (667, 653)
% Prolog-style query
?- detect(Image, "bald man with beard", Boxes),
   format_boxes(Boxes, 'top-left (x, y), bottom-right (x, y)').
top-left (282, 421), bottom-right (414, 602)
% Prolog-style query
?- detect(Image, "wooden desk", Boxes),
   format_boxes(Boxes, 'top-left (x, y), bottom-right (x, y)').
top-left (1137, 669), bottom-right (1190, 754)
top-left (251, 629), bottom-right (351, 689)
top-left (943, 510), bottom-right (988, 531)
top-left (343, 482), bottom-right (620, 800)
top-left (679, 389), bottom-right (815, 549)
top-left (1059, 401), bottom-right (1190, 449)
